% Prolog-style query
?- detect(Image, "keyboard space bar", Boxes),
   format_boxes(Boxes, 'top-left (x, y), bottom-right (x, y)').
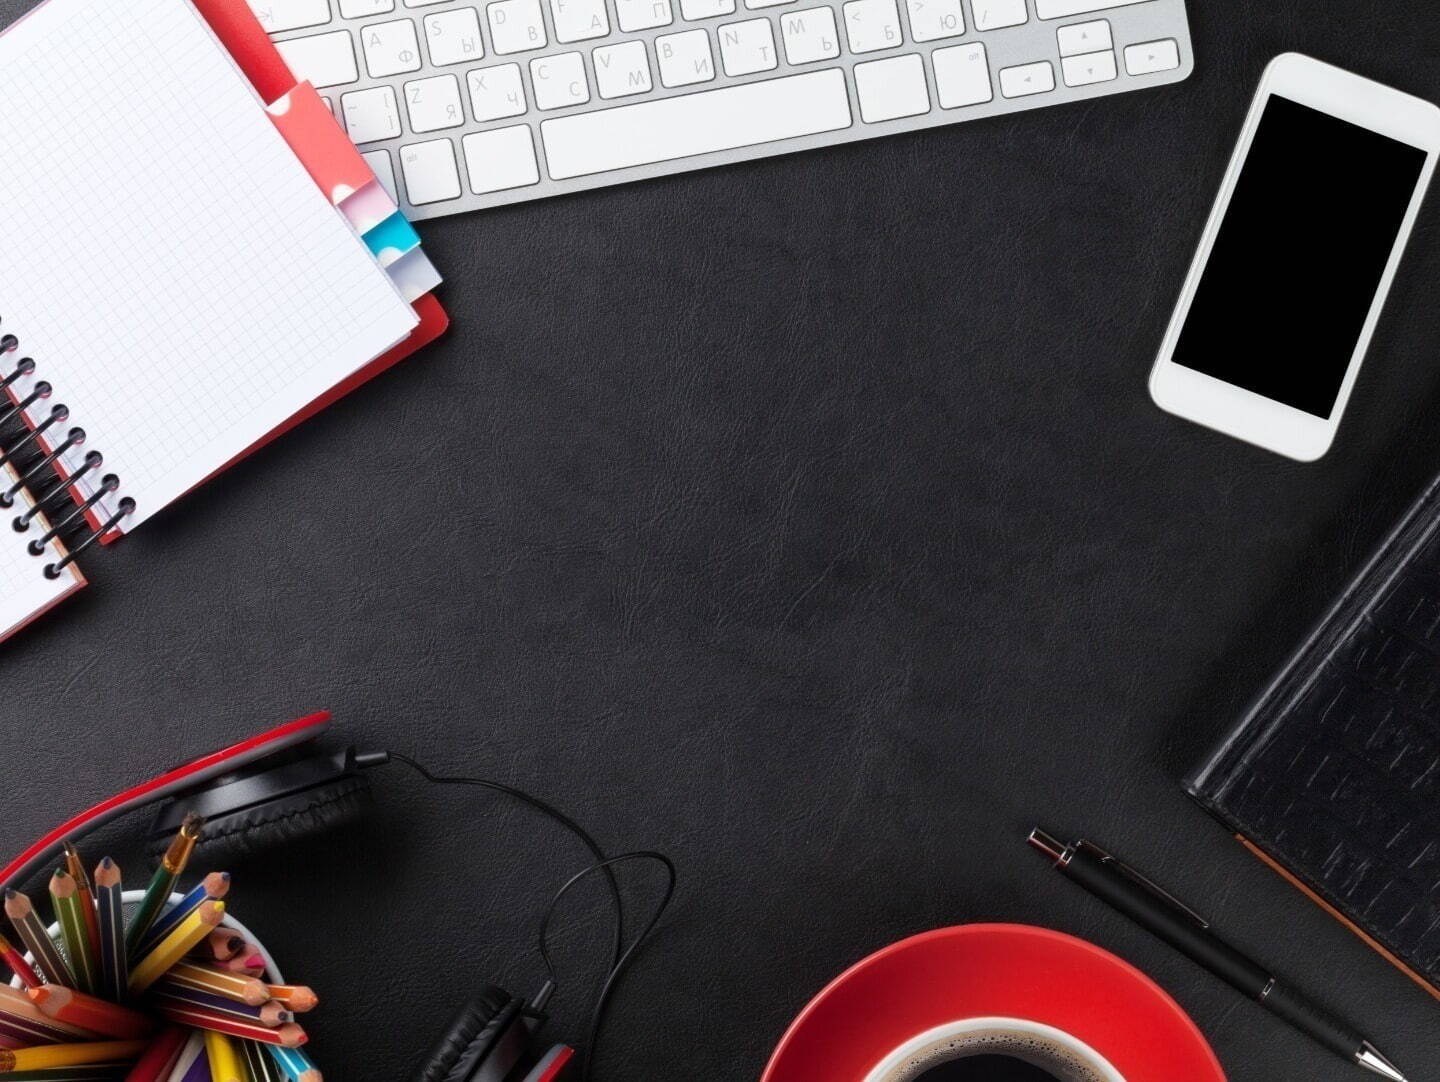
top-left (541, 70), bottom-right (852, 180)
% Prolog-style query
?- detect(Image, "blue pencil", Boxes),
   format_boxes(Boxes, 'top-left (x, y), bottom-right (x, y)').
top-left (94, 858), bottom-right (127, 1003)
top-left (266, 1044), bottom-right (321, 1082)
top-left (135, 872), bottom-right (230, 958)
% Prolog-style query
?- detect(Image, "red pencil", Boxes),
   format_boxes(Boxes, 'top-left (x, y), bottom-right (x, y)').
top-left (29, 986), bottom-right (155, 1040)
top-left (147, 1002), bottom-right (305, 1047)
top-left (122, 1026), bottom-right (188, 1082)
top-left (0, 934), bottom-right (41, 990)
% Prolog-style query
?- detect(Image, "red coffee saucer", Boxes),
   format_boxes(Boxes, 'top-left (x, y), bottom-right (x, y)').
top-left (762, 924), bottom-right (1225, 1082)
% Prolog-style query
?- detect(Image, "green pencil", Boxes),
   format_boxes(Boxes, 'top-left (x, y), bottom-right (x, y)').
top-left (124, 813), bottom-right (203, 955)
top-left (49, 869), bottom-right (99, 995)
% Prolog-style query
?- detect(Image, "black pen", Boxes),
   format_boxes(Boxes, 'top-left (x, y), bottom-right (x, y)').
top-left (1027, 829), bottom-right (1407, 1082)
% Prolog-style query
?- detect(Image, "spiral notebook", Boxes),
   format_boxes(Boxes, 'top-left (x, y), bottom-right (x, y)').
top-left (0, 0), bottom-right (447, 642)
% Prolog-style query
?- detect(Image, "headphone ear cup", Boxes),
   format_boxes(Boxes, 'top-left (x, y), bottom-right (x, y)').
top-left (148, 773), bottom-right (371, 865)
top-left (416, 986), bottom-right (521, 1082)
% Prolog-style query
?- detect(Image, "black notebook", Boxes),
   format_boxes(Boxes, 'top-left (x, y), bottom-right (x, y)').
top-left (1188, 472), bottom-right (1440, 999)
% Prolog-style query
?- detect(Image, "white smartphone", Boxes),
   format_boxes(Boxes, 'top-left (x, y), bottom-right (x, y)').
top-left (1149, 53), bottom-right (1440, 461)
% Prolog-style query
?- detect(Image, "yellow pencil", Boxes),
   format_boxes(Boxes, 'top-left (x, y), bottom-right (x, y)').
top-left (128, 902), bottom-right (225, 995)
top-left (0, 1040), bottom-right (146, 1071)
top-left (202, 1031), bottom-right (244, 1082)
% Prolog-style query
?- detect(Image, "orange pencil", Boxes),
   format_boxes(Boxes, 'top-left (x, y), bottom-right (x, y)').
top-left (28, 987), bottom-right (154, 1041)
top-left (62, 843), bottom-right (102, 970)
top-left (264, 986), bottom-right (317, 1013)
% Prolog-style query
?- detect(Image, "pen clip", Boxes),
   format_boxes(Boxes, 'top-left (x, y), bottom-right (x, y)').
top-left (1076, 841), bottom-right (1210, 929)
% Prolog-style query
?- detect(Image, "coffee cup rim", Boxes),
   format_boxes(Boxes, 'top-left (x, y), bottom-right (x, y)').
top-left (860, 1015), bottom-right (1127, 1082)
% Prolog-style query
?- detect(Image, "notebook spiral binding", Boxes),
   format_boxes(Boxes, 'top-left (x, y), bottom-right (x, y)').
top-left (0, 327), bottom-right (135, 580)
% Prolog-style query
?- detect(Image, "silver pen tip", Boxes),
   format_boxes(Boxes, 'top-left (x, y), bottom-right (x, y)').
top-left (1357, 1040), bottom-right (1407, 1082)
top-left (1027, 829), bottom-right (1066, 862)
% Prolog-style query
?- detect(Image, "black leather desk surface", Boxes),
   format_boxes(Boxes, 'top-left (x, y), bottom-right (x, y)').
top-left (6, 2), bottom-right (1440, 1080)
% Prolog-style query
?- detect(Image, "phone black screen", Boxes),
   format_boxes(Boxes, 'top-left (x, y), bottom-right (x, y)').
top-left (1173, 95), bottom-right (1427, 418)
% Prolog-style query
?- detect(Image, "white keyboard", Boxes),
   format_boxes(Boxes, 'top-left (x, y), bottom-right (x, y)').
top-left (254, 0), bottom-right (1191, 220)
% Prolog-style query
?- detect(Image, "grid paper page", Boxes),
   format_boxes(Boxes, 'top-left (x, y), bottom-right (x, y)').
top-left (0, 0), bottom-right (418, 530)
top-left (0, 459), bottom-right (84, 640)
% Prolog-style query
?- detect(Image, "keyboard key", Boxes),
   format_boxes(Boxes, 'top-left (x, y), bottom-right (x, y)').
top-left (341, 85), bottom-right (402, 142)
top-left (616, 0), bottom-right (673, 30)
top-left (1061, 50), bottom-right (1114, 86)
top-left (744, 0), bottom-right (795, 9)
top-left (905, 0), bottom-right (963, 42)
top-left (424, 8), bottom-right (485, 64)
top-left (680, 0), bottom-right (735, 19)
top-left (550, 0), bottom-right (610, 41)
top-left (1056, 19), bottom-right (1109, 56)
top-left (362, 19), bottom-right (423, 76)
top-left (854, 53), bottom-right (928, 122)
top-left (780, 7), bottom-right (839, 63)
top-left (594, 40), bottom-right (653, 98)
top-left (488, 0), bottom-right (548, 51)
top-left (462, 126), bottom-right (542, 191)
top-left (1124, 38), bottom-right (1179, 75)
top-left (719, 18), bottom-right (777, 76)
top-left (339, 0), bottom-right (393, 15)
top-left (247, 0), bottom-right (331, 33)
top-left (842, 0), bottom-right (901, 54)
top-left (275, 31), bottom-right (359, 87)
top-left (656, 29), bottom-right (715, 86)
top-left (404, 0), bottom-right (451, 5)
top-left (405, 73), bottom-right (467, 130)
top-left (468, 62), bottom-right (528, 118)
top-left (999, 59), bottom-right (1053, 96)
top-left (1036, 0), bottom-right (1150, 17)
top-left (932, 41), bottom-right (990, 107)
top-left (972, 0), bottom-right (1024, 30)
top-left (541, 68), bottom-right (851, 179)
top-left (400, 138), bottom-right (464, 203)
top-left (362, 149), bottom-right (399, 201)
top-left (530, 51), bottom-right (590, 108)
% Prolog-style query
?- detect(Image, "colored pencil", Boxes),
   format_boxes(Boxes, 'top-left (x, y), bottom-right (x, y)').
top-left (262, 1047), bottom-right (318, 1082)
top-left (0, 986), bottom-right (98, 1044)
top-left (138, 876), bottom-right (229, 963)
top-left (236, 1044), bottom-right (278, 1082)
top-left (200, 1033), bottom-right (242, 1082)
top-left (49, 873), bottom-right (98, 997)
top-left (0, 934), bottom-right (42, 990)
top-left (160, 1035), bottom-right (203, 1082)
top-left (0, 1067), bottom-right (130, 1082)
top-left (125, 815), bottom-right (204, 956)
top-left (259, 988), bottom-right (314, 1014)
top-left (146, 1005), bottom-right (303, 1049)
top-left (4, 890), bottom-right (71, 988)
top-left (93, 860), bottom-right (126, 1004)
top-left (61, 846), bottom-right (101, 977)
top-left (148, 989), bottom-right (288, 1028)
top-left (128, 902), bottom-right (224, 995)
top-left (174, 1051), bottom-right (207, 1082)
top-left (28, 988), bottom-right (153, 1042)
top-left (195, 933), bottom-right (242, 965)
top-left (156, 967), bottom-right (265, 1007)
top-left (218, 952), bottom-right (263, 975)
top-left (121, 1029), bottom-right (187, 1082)
top-left (0, 1042), bottom-right (147, 1072)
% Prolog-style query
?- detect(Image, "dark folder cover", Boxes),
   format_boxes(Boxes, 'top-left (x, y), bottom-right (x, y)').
top-left (1187, 474), bottom-right (1440, 998)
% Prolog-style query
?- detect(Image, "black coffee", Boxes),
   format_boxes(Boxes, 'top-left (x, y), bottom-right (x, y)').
top-left (913, 1054), bottom-right (1064, 1081)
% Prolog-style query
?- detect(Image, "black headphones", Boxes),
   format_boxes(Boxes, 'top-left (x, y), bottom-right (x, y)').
top-left (13, 719), bottom-right (675, 1082)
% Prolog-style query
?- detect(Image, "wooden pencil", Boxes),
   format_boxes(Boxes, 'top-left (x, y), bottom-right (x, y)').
top-left (28, 988), bottom-right (153, 1041)
top-left (0, 985), bottom-right (99, 1043)
top-left (145, 1004), bottom-right (303, 1049)
top-left (49, 873), bottom-right (98, 997)
top-left (262, 1047), bottom-right (318, 1082)
top-left (4, 890), bottom-right (72, 988)
top-left (0, 1042), bottom-right (147, 1072)
top-left (0, 934), bottom-right (42, 990)
top-left (136, 876), bottom-right (229, 961)
top-left (200, 1033), bottom-right (242, 1082)
top-left (218, 952), bottom-right (263, 975)
top-left (93, 860), bottom-right (126, 1004)
top-left (156, 967), bottom-right (266, 1007)
top-left (125, 814), bottom-right (204, 956)
top-left (259, 988), bottom-right (314, 1014)
top-left (148, 988), bottom-right (289, 1027)
top-left (194, 934), bottom-right (242, 965)
top-left (128, 902), bottom-right (224, 995)
top-left (60, 846), bottom-right (101, 977)
top-left (236, 1044), bottom-right (278, 1082)
top-left (121, 1028), bottom-right (187, 1082)
top-left (159, 1034), bottom-right (203, 1082)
